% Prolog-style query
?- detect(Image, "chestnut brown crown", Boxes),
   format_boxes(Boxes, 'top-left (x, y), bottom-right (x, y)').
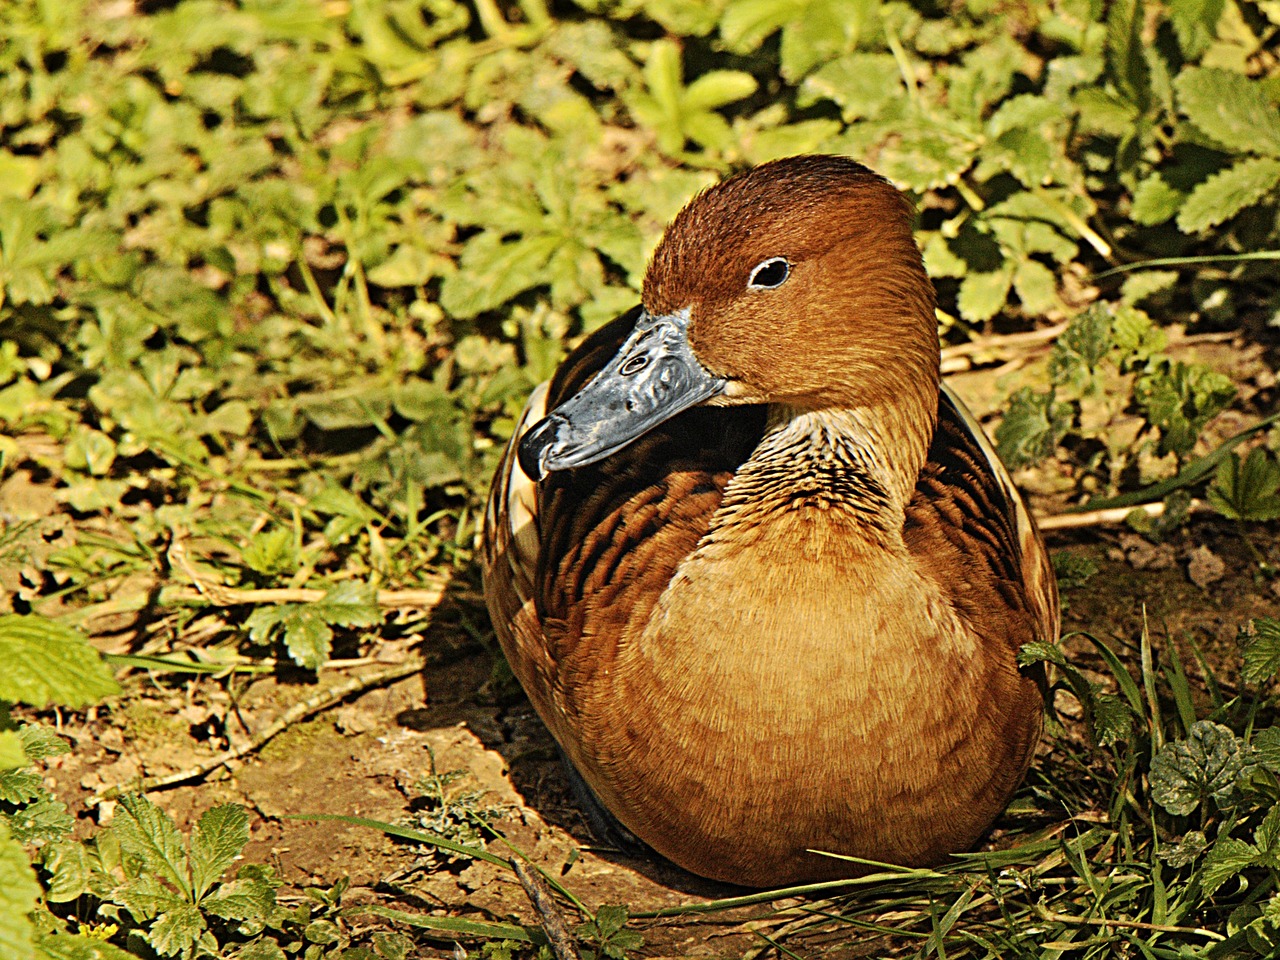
top-left (643, 155), bottom-right (940, 412)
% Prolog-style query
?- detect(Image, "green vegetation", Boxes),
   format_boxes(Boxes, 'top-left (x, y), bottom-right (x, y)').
top-left (1, 0), bottom-right (1278, 956)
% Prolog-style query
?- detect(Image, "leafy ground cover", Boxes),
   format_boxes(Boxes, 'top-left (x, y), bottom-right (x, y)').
top-left (1, 0), bottom-right (1279, 957)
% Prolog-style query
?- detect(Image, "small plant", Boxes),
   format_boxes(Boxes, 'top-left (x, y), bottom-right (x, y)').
top-left (244, 582), bottom-right (383, 670)
top-left (574, 905), bottom-right (644, 960)
top-left (402, 756), bottom-right (512, 868)
top-left (471, 940), bottom-right (552, 960)
top-left (45, 796), bottom-right (275, 958)
top-left (43, 794), bottom-right (394, 960)
top-left (996, 302), bottom-right (1236, 496)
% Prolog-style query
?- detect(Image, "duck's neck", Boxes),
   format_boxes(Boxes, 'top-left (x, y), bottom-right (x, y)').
top-left (726, 391), bottom-right (937, 532)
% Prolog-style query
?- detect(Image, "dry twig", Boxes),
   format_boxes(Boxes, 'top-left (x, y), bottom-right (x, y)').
top-left (1036, 499), bottom-right (1206, 531)
top-left (166, 583), bottom-right (450, 608)
top-left (512, 859), bottom-right (582, 960)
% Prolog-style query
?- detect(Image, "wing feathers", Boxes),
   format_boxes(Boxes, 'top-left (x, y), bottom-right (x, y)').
top-left (906, 384), bottom-right (1059, 647)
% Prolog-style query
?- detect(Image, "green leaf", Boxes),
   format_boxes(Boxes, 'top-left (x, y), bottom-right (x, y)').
top-left (114, 872), bottom-right (187, 923)
top-left (1160, 829), bottom-right (1208, 867)
top-left (1208, 449), bottom-right (1280, 522)
top-left (594, 905), bottom-right (629, 939)
top-left (741, 118), bottom-right (842, 165)
top-left (110, 794), bottom-right (193, 900)
top-left (0, 732), bottom-right (25, 771)
top-left (1049, 305), bottom-right (1113, 390)
top-left (1017, 641), bottom-right (1068, 668)
top-left (1169, 0), bottom-right (1226, 58)
top-left (1120, 270), bottom-right (1179, 306)
top-left (0, 201), bottom-right (116, 309)
top-left (1174, 68), bottom-right (1280, 157)
top-left (245, 582), bottom-right (381, 670)
top-left (64, 428), bottom-right (117, 476)
top-left (18, 725), bottom-right (70, 763)
top-left (1074, 88), bottom-right (1141, 136)
top-left (1243, 619), bottom-right (1280, 685)
top-left (35, 933), bottom-right (140, 960)
top-left (0, 150), bottom-right (40, 201)
top-left (305, 919), bottom-right (342, 944)
top-left (983, 190), bottom-right (1083, 262)
top-left (779, 0), bottom-right (880, 81)
top-left (1013, 260), bottom-right (1059, 314)
top-left (232, 940), bottom-right (287, 960)
top-left (201, 400), bottom-right (252, 437)
top-left (1255, 804), bottom-right (1280, 861)
top-left (440, 232), bottom-right (560, 319)
top-left (799, 54), bottom-right (901, 120)
top-left (373, 931), bottom-right (413, 960)
top-left (0, 820), bottom-right (39, 960)
top-left (189, 805), bottom-right (250, 902)
top-left (1131, 175), bottom-right (1185, 225)
top-left (1090, 693), bottom-right (1134, 748)
top-left (146, 901), bottom-right (207, 958)
top-left (1177, 157), bottom-right (1280, 232)
top-left (577, 903), bottom-right (644, 957)
top-left (1134, 360), bottom-right (1236, 457)
top-left (200, 876), bottom-right (276, 921)
top-left (683, 71), bottom-right (758, 111)
top-left (0, 615), bottom-right (121, 709)
top-left (1051, 552), bottom-right (1099, 591)
top-left (245, 605), bottom-right (333, 669)
top-left (957, 268), bottom-right (1013, 322)
top-left (1111, 304), bottom-right (1168, 362)
top-left (0, 767), bottom-right (44, 809)
top-left (626, 40), bottom-right (758, 156)
top-left (4, 796), bottom-right (74, 844)
top-left (296, 385), bottom-right (394, 431)
top-left (987, 94), bottom-right (1060, 138)
top-left (1105, 0), bottom-right (1149, 110)
top-left (995, 388), bottom-right (1074, 468)
top-left (1149, 720), bottom-right (1251, 816)
top-left (241, 528), bottom-right (299, 577)
top-left (41, 840), bottom-right (99, 904)
top-left (312, 581), bottom-right (382, 628)
top-left (644, 0), bottom-right (723, 35)
top-left (874, 120), bottom-right (978, 193)
top-left (1256, 727), bottom-right (1280, 778)
top-left (720, 0), bottom-right (804, 51)
top-left (1202, 835), bottom-right (1261, 896)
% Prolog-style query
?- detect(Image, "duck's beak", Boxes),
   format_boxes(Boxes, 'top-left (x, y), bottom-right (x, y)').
top-left (518, 308), bottom-right (726, 481)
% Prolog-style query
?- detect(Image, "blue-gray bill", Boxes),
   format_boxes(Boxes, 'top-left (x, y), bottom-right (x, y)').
top-left (518, 308), bottom-right (727, 481)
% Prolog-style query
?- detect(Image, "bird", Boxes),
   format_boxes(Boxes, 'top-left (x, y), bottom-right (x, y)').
top-left (481, 154), bottom-right (1058, 888)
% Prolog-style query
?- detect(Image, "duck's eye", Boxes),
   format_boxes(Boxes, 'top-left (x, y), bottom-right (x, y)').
top-left (748, 257), bottom-right (790, 290)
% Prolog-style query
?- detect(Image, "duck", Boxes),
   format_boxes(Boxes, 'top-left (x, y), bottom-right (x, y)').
top-left (481, 154), bottom-right (1059, 888)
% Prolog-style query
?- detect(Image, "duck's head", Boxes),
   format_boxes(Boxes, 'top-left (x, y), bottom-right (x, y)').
top-left (519, 155), bottom-right (939, 482)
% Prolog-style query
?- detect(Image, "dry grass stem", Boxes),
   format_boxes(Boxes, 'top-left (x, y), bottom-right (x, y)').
top-left (1038, 910), bottom-right (1226, 940)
